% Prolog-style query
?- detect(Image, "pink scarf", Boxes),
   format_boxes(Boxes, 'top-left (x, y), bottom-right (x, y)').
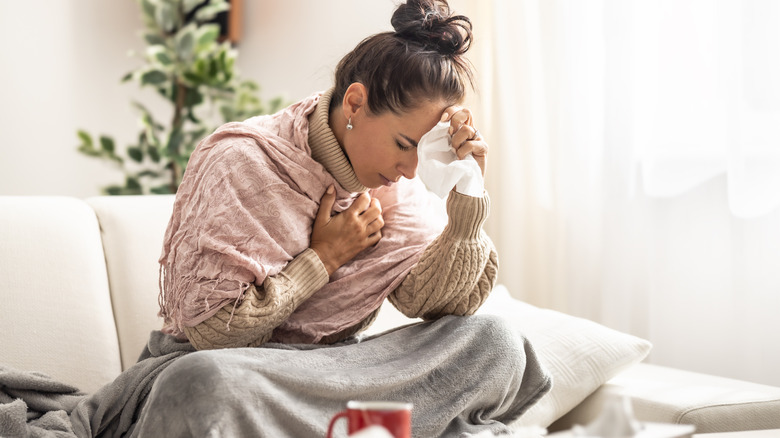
top-left (158, 92), bottom-right (442, 343)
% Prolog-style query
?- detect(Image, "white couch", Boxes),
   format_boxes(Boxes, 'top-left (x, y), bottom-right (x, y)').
top-left (1, 195), bottom-right (779, 435)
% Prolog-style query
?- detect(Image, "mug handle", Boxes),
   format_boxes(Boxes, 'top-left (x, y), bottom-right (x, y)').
top-left (326, 410), bottom-right (348, 438)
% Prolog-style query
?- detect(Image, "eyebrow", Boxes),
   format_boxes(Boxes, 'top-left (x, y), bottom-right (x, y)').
top-left (399, 134), bottom-right (419, 148)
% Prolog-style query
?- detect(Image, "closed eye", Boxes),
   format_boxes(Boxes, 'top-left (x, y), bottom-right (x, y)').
top-left (395, 139), bottom-right (412, 152)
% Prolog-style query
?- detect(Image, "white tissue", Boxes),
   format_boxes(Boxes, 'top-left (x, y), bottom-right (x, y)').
top-left (417, 121), bottom-right (484, 198)
top-left (551, 394), bottom-right (696, 438)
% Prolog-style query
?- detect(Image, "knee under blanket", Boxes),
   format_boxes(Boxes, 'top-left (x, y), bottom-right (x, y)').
top-left (0, 315), bottom-right (551, 438)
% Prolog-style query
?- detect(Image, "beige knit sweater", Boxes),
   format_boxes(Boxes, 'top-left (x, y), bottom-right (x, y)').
top-left (184, 91), bottom-right (498, 350)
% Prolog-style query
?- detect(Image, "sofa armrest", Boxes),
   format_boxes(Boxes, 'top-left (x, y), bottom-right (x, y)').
top-left (549, 363), bottom-right (780, 434)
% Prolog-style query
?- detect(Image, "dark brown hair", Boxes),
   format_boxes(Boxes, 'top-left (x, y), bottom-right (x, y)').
top-left (331, 0), bottom-right (474, 115)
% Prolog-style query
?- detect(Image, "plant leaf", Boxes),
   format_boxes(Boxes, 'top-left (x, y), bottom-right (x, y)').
top-left (128, 146), bottom-right (144, 163)
top-left (175, 24), bottom-right (196, 61)
top-left (182, 71), bottom-right (203, 86)
top-left (155, 2), bottom-right (176, 32)
top-left (99, 136), bottom-right (115, 154)
top-left (183, 0), bottom-right (203, 15)
top-left (140, 0), bottom-right (155, 21)
top-left (167, 128), bottom-right (183, 155)
top-left (186, 110), bottom-right (201, 124)
top-left (126, 176), bottom-right (142, 191)
top-left (104, 185), bottom-right (123, 196)
top-left (148, 146), bottom-right (161, 163)
top-left (195, 3), bottom-right (230, 22)
top-left (156, 51), bottom-right (173, 66)
top-left (77, 130), bottom-right (93, 148)
top-left (196, 24), bottom-right (220, 52)
top-left (140, 69), bottom-right (168, 85)
top-left (184, 87), bottom-right (203, 107)
top-left (146, 45), bottom-right (173, 67)
top-left (137, 169), bottom-right (161, 178)
top-left (150, 184), bottom-right (173, 194)
top-left (143, 32), bottom-right (166, 46)
top-left (269, 96), bottom-right (284, 113)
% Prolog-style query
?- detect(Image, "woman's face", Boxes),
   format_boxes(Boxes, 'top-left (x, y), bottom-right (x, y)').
top-left (344, 100), bottom-right (447, 189)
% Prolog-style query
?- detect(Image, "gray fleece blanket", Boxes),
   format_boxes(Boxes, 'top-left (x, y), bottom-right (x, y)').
top-left (0, 331), bottom-right (194, 437)
top-left (1, 315), bottom-right (551, 438)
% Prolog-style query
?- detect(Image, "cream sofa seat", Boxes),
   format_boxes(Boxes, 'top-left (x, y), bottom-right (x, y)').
top-left (552, 364), bottom-right (780, 433)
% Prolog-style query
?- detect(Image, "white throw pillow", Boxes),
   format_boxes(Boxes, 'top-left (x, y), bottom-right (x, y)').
top-left (476, 285), bottom-right (652, 429)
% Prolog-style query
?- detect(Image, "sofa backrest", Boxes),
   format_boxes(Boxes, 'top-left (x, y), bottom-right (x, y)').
top-left (86, 195), bottom-right (174, 371)
top-left (0, 196), bottom-right (122, 394)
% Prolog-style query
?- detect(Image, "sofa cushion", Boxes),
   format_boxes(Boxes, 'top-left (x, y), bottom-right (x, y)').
top-left (0, 196), bottom-right (121, 394)
top-left (86, 195), bottom-right (175, 371)
top-left (475, 286), bottom-right (653, 429)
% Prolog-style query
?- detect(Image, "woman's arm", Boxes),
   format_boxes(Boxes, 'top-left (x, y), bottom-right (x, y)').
top-left (183, 248), bottom-right (329, 350)
top-left (388, 191), bottom-right (498, 320)
top-left (183, 187), bottom-right (385, 350)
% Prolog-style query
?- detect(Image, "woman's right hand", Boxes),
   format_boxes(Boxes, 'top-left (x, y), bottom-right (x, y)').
top-left (310, 186), bottom-right (384, 276)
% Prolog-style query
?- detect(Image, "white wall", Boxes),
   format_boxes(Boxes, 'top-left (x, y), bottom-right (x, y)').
top-left (0, 1), bottom-right (398, 197)
top-left (238, 1), bottom-right (396, 104)
top-left (1, 1), bottom-right (142, 197)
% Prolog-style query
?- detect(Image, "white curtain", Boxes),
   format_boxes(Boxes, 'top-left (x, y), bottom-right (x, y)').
top-left (458, 0), bottom-right (780, 386)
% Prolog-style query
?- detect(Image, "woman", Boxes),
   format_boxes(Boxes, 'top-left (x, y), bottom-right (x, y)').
top-left (134, 0), bottom-right (550, 436)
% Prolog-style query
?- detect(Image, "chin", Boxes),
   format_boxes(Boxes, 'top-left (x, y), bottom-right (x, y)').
top-left (359, 177), bottom-right (382, 189)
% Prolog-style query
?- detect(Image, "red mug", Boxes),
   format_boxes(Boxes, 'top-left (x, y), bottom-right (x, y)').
top-left (326, 400), bottom-right (412, 438)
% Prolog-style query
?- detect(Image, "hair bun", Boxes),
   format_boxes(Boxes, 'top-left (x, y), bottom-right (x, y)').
top-left (391, 0), bottom-right (472, 56)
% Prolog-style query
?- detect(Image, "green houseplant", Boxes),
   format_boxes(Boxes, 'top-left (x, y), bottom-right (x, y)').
top-left (77, 0), bottom-right (283, 195)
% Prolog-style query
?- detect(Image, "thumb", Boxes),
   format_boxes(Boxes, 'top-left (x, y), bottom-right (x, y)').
top-left (316, 185), bottom-right (336, 224)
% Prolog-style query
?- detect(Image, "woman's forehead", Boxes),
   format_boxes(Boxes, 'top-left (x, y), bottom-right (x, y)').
top-left (388, 101), bottom-right (447, 138)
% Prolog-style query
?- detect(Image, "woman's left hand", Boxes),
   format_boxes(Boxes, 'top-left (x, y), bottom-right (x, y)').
top-left (440, 106), bottom-right (488, 176)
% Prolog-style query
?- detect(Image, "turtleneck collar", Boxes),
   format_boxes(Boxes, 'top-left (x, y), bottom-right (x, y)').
top-left (307, 89), bottom-right (367, 193)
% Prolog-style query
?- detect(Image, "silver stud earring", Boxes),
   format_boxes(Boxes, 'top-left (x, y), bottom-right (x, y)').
top-left (346, 117), bottom-right (353, 130)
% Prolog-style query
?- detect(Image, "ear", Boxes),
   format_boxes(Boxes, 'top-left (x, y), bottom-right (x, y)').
top-left (342, 82), bottom-right (368, 121)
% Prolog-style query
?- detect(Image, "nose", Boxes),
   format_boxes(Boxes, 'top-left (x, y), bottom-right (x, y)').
top-left (397, 152), bottom-right (418, 180)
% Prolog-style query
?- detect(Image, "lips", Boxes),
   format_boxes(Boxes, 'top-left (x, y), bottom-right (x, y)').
top-left (380, 174), bottom-right (395, 187)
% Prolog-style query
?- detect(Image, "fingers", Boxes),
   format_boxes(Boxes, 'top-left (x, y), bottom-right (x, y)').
top-left (351, 194), bottom-right (382, 241)
top-left (315, 185), bottom-right (336, 224)
top-left (440, 106), bottom-right (473, 128)
top-left (310, 189), bottom-right (385, 275)
top-left (365, 208), bottom-right (385, 235)
top-left (347, 192), bottom-right (382, 219)
top-left (331, 191), bottom-right (384, 238)
top-left (442, 105), bottom-right (481, 153)
top-left (453, 138), bottom-right (488, 160)
top-left (362, 196), bottom-right (382, 219)
top-left (450, 123), bottom-right (478, 149)
top-left (449, 123), bottom-right (488, 176)
top-left (347, 191), bottom-right (371, 215)
top-left (451, 124), bottom-right (487, 153)
top-left (444, 107), bottom-right (474, 145)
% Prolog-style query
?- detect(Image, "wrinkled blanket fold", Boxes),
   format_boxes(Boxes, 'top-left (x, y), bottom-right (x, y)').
top-left (0, 331), bottom-right (194, 438)
top-left (1, 316), bottom-right (551, 438)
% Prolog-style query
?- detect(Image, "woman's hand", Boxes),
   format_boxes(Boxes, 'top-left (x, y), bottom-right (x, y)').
top-left (440, 106), bottom-right (488, 176)
top-left (310, 186), bottom-right (384, 276)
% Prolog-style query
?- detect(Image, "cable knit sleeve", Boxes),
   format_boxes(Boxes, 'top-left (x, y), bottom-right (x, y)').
top-left (388, 191), bottom-right (499, 320)
top-left (183, 248), bottom-right (329, 350)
